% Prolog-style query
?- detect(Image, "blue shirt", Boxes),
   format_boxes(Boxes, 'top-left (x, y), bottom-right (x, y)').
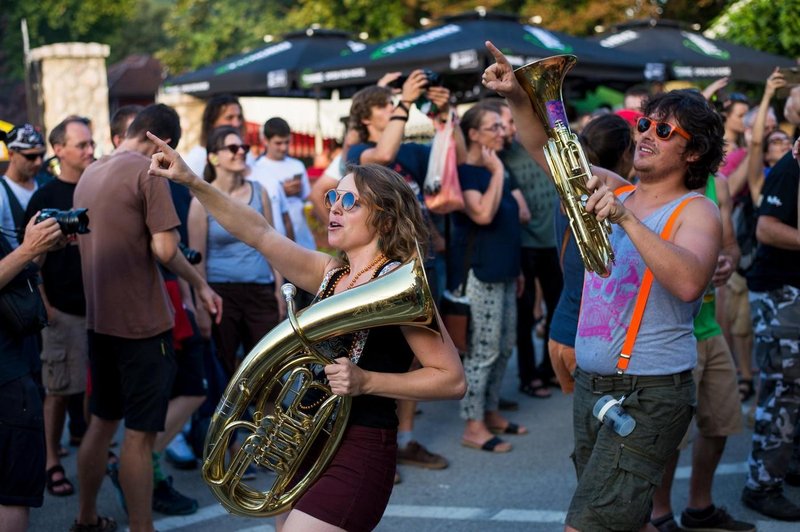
top-left (549, 197), bottom-right (585, 347)
top-left (447, 164), bottom-right (520, 290)
top-left (348, 142), bottom-right (430, 198)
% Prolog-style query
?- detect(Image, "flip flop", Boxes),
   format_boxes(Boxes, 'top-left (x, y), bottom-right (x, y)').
top-left (461, 436), bottom-right (511, 453)
top-left (489, 422), bottom-right (528, 435)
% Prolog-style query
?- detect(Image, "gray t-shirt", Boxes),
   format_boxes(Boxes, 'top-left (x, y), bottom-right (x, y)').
top-left (575, 190), bottom-right (702, 376)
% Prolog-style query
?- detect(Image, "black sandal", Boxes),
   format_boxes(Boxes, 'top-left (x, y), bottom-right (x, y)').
top-left (46, 464), bottom-right (75, 497)
top-left (69, 516), bottom-right (117, 532)
top-left (738, 378), bottom-right (755, 402)
top-left (519, 381), bottom-right (551, 399)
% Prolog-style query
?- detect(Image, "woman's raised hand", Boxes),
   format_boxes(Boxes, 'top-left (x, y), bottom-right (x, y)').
top-left (146, 131), bottom-right (199, 186)
top-left (481, 145), bottom-right (503, 174)
top-left (765, 67), bottom-right (787, 98)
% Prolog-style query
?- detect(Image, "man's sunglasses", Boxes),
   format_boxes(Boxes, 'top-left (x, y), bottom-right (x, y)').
top-left (222, 143), bottom-right (250, 155)
top-left (324, 189), bottom-right (359, 211)
top-left (14, 150), bottom-right (45, 161)
top-left (636, 117), bottom-right (692, 142)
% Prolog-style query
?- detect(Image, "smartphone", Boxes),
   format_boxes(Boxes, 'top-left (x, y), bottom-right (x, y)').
top-left (777, 66), bottom-right (800, 97)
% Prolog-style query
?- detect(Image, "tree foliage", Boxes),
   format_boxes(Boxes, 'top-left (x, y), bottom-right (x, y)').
top-left (709, 0), bottom-right (800, 60)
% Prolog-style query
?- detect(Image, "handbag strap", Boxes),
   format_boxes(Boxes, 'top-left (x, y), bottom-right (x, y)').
top-left (616, 193), bottom-right (701, 374)
top-left (0, 178), bottom-right (25, 241)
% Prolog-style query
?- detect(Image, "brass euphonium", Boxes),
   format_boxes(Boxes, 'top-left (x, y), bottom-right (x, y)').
top-left (202, 255), bottom-right (439, 517)
top-left (515, 55), bottom-right (615, 277)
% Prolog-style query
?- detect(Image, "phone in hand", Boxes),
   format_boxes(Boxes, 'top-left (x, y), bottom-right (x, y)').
top-left (777, 66), bottom-right (800, 97)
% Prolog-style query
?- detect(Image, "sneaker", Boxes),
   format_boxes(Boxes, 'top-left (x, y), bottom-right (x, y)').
top-left (105, 461), bottom-right (127, 515)
top-left (680, 505), bottom-right (754, 531)
top-left (651, 513), bottom-right (685, 532)
top-left (742, 486), bottom-right (800, 521)
top-left (165, 433), bottom-right (197, 470)
top-left (152, 476), bottom-right (199, 515)
top-left (397, 441), bottom-right (448, 470)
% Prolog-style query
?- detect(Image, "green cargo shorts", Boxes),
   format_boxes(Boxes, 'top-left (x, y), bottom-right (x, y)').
top-left (566, 368), bottom-right (695, 531)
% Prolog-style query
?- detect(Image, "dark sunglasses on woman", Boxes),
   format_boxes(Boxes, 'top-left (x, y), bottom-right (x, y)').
top-left (223, 143), bottom-right (250, 155)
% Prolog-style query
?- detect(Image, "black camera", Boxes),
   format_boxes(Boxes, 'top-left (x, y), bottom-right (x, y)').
top-left (388, 69), bottom-right (443, 89)
top-left (35, 208), bottom-right (90, 235)
top-left (178, 242), bottom-right (202, 265)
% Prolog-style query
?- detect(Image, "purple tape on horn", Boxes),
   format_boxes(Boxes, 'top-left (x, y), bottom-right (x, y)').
top-left (545, 100), bottom-right (568, 129)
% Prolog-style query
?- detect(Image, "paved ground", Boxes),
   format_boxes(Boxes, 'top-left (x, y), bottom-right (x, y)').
top-left (31, 348), bottom-right (800, 531)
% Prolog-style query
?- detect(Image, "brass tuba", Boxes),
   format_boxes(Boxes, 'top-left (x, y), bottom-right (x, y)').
top-left (515, 55), bottom-right (615, 277)
top-left (202, 255), bottom-right (439, 517)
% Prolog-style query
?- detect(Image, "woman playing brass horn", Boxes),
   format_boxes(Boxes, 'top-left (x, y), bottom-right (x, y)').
top-left (146, 131), bottom-right (466, 532)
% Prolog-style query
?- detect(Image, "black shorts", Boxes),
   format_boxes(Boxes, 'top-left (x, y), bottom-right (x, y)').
top-left (171, 311), bottom-right (207, 399)
top-left (0, 374), bottom-right (46, 507)
top-left (88, 330), bottom-right (176, 432)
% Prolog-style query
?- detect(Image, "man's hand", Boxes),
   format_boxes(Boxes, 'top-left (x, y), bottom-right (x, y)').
top-left (584, 175), bottom-right (629, 225)
top-left (324, 357), bottom-right (366, 396)
top-left (21, 216), bottom-right (65, 256)
top-left (711, 254), bottom-right (734, 287)
top-left (482, 41), bottom-right (525, 101)
top-left (427, 86), bottom-right (451, 114)
top-left (147, 132), bottom-right (200, 187)
top-left (282, 177), bottom-right (302, 198)
top-left (401, 70), bottom-right (428, 104)
top-left (377, 72), bottom-right (402, 93)
top-left (196, 283), bottom-right (223, 325)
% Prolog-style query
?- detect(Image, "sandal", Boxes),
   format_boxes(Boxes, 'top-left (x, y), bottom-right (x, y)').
top-left (519, 380), bottom-right (551, 399)
top-left (46, 464), bottom-right (75, 497)
top-left (738, 378), bottom-right (755, 402)
top-left (488, 422), bottom-right (528, 435)
top-left (69, 516), bottom-right (117, 532)
top-left (461, 436), bottom-right (512, 453)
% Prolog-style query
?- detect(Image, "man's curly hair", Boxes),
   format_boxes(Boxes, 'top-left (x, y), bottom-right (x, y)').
top-left (348, 86), bottom-right (392, 143)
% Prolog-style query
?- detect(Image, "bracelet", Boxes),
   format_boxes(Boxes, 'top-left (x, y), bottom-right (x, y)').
top-left (395, 101), bottom-right (410, 115)
top-left (390, 115), bottom-right (409, 122)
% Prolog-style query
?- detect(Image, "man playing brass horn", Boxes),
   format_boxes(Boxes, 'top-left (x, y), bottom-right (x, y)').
top-left (483, 42), bottom-right (724, 531)
top-left (147, 134), bottom-right (466, 532)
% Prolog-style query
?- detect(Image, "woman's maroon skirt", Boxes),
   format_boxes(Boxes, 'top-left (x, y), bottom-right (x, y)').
top-left (294, 425), bottom-right (397, 532)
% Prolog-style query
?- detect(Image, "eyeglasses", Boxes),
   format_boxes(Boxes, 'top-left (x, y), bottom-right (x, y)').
top-left (480, 123), bottom-right (505, 133)
top-left (637, 117), bottom-right (692, 142)
top-left (13, 150), bottom-right (45, 161)
top-left (768, 136), bottom-right (791, 145)
top-left (324, 189), bottom-right (359, 211)
top-left (222, 143), bottom-right (250, 155)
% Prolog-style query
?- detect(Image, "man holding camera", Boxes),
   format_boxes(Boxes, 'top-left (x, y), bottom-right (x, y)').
top-left (22, 116), bottom-right (95, 499)
top-left (483, 42), bottom-right (724, 531)
top-left (71, 104), bottom-right (221, 532)
top-left (0, 215), bottom-right (66, 532)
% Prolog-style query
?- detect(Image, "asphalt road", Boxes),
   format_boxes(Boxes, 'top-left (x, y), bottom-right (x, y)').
top-left (31, 348), bottom-right (799, 532)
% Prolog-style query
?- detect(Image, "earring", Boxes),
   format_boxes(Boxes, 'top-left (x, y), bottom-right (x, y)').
top-left (209, 154), bottom-right (219, 165)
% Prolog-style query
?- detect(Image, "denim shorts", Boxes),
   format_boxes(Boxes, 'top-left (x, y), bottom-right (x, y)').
top-left (567, 368), bottom-right (695, 531)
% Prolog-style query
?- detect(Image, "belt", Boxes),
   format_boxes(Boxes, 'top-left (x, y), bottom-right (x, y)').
top-left (575, 367), bottom-right (693, 395)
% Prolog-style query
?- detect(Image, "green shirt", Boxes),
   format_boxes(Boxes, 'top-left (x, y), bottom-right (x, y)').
top-left (693, 176), bottom-right (722, 341)
top-left (500, 141), bottom-right (556, 248)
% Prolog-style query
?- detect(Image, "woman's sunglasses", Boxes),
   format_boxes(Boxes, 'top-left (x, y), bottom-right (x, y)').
top-left (222, 143), bottom-right (250, 155)
top-left (324, 189), bottom-right (359, 211)
top-left (636, 117), bottom-right (692, 142)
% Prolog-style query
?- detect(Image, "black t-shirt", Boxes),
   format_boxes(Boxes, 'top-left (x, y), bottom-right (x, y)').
top-left (24, 178), bottom-right (85, 315)
top-left (746, 151), bottom-right (800, 291)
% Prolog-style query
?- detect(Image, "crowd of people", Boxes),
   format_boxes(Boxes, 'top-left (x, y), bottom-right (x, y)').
top-left (1, 38), bottom-right (799, 532)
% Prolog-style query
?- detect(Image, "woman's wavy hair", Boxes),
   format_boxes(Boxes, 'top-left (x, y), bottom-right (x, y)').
top-left (643, 89), bottom-right (725, 190)
top-left (347, 163), bottom-right (429, 263)
top-left (348, 86), bottom-right (392, 143)
top-left (204, 126), bottom-right (242, 183)
top-left (579, 114), bottom-right (635, 176)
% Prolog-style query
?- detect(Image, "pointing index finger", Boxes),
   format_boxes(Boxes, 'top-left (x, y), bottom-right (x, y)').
top-left (146, 131), bottom-right (172, 153)
top-left (485, 40), bottom-right (509, 66)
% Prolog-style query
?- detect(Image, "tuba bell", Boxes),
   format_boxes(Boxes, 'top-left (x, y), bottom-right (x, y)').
top-left (202, 255), bottom-right (439, 517)
top-left (515, 55), bottom-right (615, 277)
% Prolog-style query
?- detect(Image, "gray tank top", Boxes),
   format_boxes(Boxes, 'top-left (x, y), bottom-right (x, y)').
top-left (575, 190), bottom-right (702, 375)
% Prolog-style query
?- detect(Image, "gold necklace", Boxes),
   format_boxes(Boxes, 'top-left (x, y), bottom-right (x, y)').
top-left (345, 253), bottom-right (385, 290)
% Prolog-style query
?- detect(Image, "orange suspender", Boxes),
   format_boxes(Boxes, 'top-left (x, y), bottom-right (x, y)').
top-left (615, 194), bottom-right (701, 374)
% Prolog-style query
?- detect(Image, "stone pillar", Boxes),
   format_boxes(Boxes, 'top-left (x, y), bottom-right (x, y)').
top-left (29, 42), bottom-right (112, 157)
top-left (156, 91), bottom-right (205, 157)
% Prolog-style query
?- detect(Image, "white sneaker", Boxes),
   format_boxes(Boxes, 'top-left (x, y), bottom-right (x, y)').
top-left (165, 432), bottom-right (197, 470)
